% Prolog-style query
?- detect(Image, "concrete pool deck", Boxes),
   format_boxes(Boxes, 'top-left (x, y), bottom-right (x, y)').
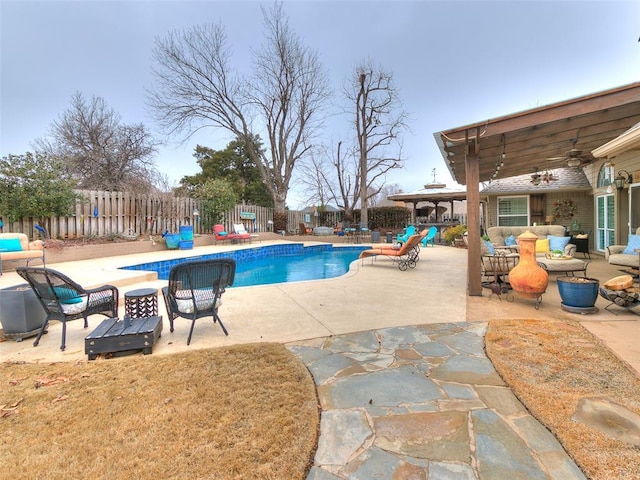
top-left (1, 236), bottom-right (639, 478)
top-left (0, 236), bottom-right (638, 372)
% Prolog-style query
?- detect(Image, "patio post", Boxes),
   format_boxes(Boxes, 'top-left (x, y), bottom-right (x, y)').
top-left (465, 129), bottom-right (482, 296)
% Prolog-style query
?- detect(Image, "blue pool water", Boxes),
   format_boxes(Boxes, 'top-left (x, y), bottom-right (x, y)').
top-left (120, 244), bottom-right (366, 287)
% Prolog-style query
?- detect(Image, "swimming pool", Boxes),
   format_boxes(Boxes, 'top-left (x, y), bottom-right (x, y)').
top-left (120, 244), bottom-right (366, 287)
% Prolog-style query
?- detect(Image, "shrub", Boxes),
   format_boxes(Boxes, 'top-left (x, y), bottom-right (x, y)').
top-left (443, 225), bottom-right (467, 244)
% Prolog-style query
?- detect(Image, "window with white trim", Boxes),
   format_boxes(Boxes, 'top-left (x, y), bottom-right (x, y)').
top-left (497, 196), bottom-right (529, 226)
top-left (597, 163), bottom-right (615, 188)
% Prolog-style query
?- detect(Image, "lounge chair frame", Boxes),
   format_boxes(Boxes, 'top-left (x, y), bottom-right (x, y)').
top-left (359, 234), bottom-right (423, 270)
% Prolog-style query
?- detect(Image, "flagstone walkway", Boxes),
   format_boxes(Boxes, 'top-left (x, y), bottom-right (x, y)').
top-left (289, 323), bottom-right (587, 480)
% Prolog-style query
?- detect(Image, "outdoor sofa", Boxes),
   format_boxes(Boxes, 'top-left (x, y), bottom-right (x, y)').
top-left (0, 233), bottom-right (45, 275)
top-left (485, 225), bottom-right (576, 257)
top-left (606, 227), bottom-right (640, 268)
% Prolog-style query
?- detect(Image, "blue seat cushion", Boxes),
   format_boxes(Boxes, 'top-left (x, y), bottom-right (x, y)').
top-left (623, 234), bottom-right (640, 254)
top-left (0, 238), bottom-right (23, 252)
top-left (547, 235), bottom-right (571, 252)
top-left (484, 240), bottom-right (495, 254)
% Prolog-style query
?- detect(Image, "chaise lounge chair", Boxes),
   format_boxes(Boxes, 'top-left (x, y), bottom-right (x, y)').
top-left (299, 223), bottom-right (313, 235)
top-left (213, 224), bottom-right (251, 244)
top-left (232, 224), bottom-right (253, 243)
top-left (359, 233), bottom-right (423, 270)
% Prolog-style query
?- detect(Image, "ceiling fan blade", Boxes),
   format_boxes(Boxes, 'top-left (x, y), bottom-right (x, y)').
top-left (546, 156), bottom-right (566, 161)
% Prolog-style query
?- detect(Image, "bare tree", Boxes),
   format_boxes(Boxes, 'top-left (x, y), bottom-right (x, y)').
top-left (36, 92), bottom-right (159, 192)
top-left (147, 3), bottom-right (329, 219)
top-left (369, 183), bottom-right (403, 207)
top-left (296, 148), bottom-right (335, 209)
top-left (348, 61), bottom-right (408, 227)
top-left (328, 141), bottom-right (360, 218)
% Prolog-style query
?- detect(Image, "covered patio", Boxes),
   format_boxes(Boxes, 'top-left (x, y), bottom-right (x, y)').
top-left (434, 82), bottom-right (640, 295)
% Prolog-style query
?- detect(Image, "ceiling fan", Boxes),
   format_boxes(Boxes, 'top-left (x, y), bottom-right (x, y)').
top-left (530, 167), bottom-right (556, 186)
top-left (545, 131), bottom-right (593, 167)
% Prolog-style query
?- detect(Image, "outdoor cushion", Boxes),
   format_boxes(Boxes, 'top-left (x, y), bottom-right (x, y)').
top-left (0, 238), bottom-right (23, 252)
top-left (547, 235), bottom-right (571, 252)
top-left (174, 289), bottom-right (222, 314)
top-left (535, 238), bottom-right (550, 253)
top-left (504, 235), bottom-right (517, 246)
top-left (53, 286), bottom-right (83, 304)
top-left (622, 234), bottom-right (640, 254)
top-left (483, 240), bottom-right (495, 254)
top-left (60, 297), bottom-right (88, 315)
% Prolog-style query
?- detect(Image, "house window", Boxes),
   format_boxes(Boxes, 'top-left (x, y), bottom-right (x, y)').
top-left (497, 196), bottom-right (529, 226)
top-left (596, 194), bottom-right (615, 251)
top-left (597, 163), bottom-right (615, 188)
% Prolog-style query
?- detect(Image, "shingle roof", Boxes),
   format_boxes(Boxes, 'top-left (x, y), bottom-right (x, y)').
top-left (480, 167), bottom-right (591, 195)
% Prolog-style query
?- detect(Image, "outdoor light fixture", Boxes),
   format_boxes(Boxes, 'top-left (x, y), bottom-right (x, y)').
top-left (566, 157), bottom-right (582, 168)
top-left (530, 173), bottom-right (541, 186)
top-left (614, 170), bottom-right (633, 191)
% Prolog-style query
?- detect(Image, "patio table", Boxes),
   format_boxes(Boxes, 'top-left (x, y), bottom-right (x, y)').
top-left (85, 316), bottom-right (163, 360)
top-left (537, 257), bottom-right (590, 276)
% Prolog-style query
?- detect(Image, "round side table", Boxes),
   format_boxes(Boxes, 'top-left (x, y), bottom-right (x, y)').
top-left (124, 288), bottom-right (158, 319)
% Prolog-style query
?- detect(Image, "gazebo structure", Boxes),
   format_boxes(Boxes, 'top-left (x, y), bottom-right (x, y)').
top-left (387, 183), bottom-right (469, 243)
top-left (434, 82), bottom-right (640, 296)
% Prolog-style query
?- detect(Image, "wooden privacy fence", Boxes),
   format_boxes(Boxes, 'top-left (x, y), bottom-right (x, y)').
top-left (0, 190), bottom-right (343, 240)
top-left (0, 190), bottom-right (265, 240)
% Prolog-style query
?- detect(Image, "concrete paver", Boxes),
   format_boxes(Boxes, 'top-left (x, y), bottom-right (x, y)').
top-left (1, 239), bottom-right (639, 479)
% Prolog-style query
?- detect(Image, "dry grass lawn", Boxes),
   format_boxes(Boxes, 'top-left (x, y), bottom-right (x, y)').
top-left (486, 318), bottom-right (640, 480)
top-left (4, 319), bottom-right (640, 480)
top-left (0, 343), bottom-right (318, 480)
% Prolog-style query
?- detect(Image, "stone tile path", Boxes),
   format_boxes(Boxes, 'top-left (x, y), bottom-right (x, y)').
top-left (288, 322), bottom-right (587, 480)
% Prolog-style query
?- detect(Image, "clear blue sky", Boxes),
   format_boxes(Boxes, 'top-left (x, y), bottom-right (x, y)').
top-left (1, 0), bottom-right (639, 208)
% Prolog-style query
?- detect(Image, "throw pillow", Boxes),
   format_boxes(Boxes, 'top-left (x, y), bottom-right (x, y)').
top-left (535, 238), bottom-right (550, 253)
top-left (547, 235), bottom-right (571, 252)
top-left (0, 238), bottom-right (23, 252)
top-left (623, 234), bottom-right (640, 255)
top-left (483, 240), bottom-right (495, 255)
top-left (53, 286), bottom-right (84, 304)
top-left (504, 235), bottom-right (517, 246)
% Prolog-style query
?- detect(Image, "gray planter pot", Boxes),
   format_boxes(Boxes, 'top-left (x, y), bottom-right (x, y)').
top-left (0, 284), bottom-right (47, 341)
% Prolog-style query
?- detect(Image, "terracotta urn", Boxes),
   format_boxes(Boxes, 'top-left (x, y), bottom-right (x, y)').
top-left (508, 231), bottom-right (549, 299)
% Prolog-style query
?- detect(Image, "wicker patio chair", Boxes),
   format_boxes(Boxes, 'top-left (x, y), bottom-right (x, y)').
top-left (16, 267), bottom-right (119, 351)
top-left (161, 258), bottom-right (236, 345)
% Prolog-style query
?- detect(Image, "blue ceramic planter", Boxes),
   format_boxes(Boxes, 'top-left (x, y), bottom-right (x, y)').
top-left (179, 225), bottom-right (193, 241)
top-left (165, 233), bottom-right (181, 249)
top-left (557, 276), bottom-right (599, 308)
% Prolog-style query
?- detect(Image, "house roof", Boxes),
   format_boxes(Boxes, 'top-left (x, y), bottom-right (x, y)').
top-left (480, 167), bottom-right (592, 195)
top-left (592, 121), bottom-right (640, 159)
top-left (434, 82), bottom-right (640, 184)
top-left (387, 184), bottom-right (467, 203)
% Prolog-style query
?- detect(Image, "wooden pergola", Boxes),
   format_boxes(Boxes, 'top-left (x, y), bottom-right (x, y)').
top-left (433, 82), bottom-right (640, 296)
